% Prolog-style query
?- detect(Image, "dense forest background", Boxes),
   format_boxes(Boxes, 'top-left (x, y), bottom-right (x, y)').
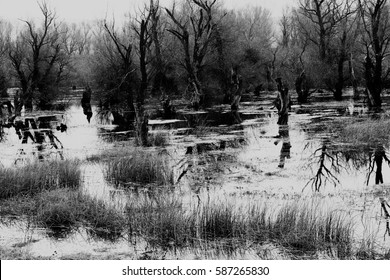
top-left (1, 0), bottom-right (390, 113)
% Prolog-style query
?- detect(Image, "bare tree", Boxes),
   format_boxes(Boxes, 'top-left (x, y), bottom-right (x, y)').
top-left (280, 9), bottom-right (291, 48)
top-left (235, 6), bottom-right (273, 49)
top-left (61, 22), bottom-right (92, 56)
top-left (359, 0), bottom-right (390, 110)
top-left (0, 20), bottom-right (11, 58)
top-left (101, 19), bottom-right (135, 110)
top-left (298, 0), bottom-right (354, 60)
top-left (298, 0), bottom-right (356, 100)
top-left (328, 5), bottom-right (358, 100)
top-left (148, 0), bottom-right (165, 93)
top-left (8, 1), bottom-right (69, 111)
top-left (0, 20), bottom-right (12, 97)
top-left (133, 6), bottom-right (153, 146)
top-left (165, 0), bottom-right (218, 109)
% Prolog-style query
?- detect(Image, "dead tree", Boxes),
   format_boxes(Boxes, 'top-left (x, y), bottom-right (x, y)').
top-left (133, 11), bottom-right (153, 146)
top-left (165, 0), bottom-right (217, 109)
top-left (274, 77), bottom-right (290, 125)
top-left (149, 0), bottom-right (165, 93)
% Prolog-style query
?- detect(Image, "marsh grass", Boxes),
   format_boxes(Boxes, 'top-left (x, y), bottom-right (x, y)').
top-left (125, 196), bottom-right (353, 258)
top-left (337, 118), bottom-right (390, 147)
top-left (37, 189), bottom-right (126, 240)
top-left (1, 188), bottom-right (126, 241)
top-left (126, 195), bottom-right (194, 247)
top-left (105, 150), bottom-right (173, 186)
top-left (82, 197), bottom-right (125, 241)
top-left (0, 246), bottom-right (38, 260)
top-left (148, 132), bottom-right (169, 147)
top-left (0, 160), bottom-right (81, 199)
top-left (269, 206), bottom-right (352, 258)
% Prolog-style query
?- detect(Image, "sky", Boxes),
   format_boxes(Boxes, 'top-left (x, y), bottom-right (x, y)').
top-left (0, 0), bottom-right (294, 24)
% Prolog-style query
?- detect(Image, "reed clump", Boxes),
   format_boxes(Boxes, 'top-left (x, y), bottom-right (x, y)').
top-left (105, 150), bottom-right (173, 186)
top-left (338, 119), bottom-right (390, 147)
top-left (36, 189), bottom-right (126, 240)
top-left (0, 188), bottom-right (125, 241)
top-left (0, 160), bottom-right (81, 199)
top-left (126, 195), bottom-right (194, 248)
top-left (125, 196), bottom-right (353, 258)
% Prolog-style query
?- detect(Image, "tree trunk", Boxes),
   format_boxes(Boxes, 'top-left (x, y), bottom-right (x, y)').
top-left (334, 58), bottom-right (344, 101)
top-left (349, 53), bottom-right (359, 100)
top-left (14, 90), bottom-right (22, 116)
top-left (230, 68), bottom-right (243, 111)
top-left (135, 19), bottom-right (150, 146)
top-left (364, 53), bottom-right (382, 110)
top-left (275, 78), bottom-right (290, 125)
top-left (150, 0), bottom-right (164, 93)
top-left (134, 103), bottom-right (149, 146)
top-left (295, 71), bottom-right (309, 104)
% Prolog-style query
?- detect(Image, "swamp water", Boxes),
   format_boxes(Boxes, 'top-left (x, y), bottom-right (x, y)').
top-left (1, 91), bottom-right (390, 259)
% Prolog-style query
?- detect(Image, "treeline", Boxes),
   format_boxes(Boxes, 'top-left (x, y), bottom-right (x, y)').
top-left (1, 0), bottom-right (390, 114)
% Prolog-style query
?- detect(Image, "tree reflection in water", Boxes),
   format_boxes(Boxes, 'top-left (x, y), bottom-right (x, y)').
top-left (380, 198), bottom-right (390, 238)
top-left (367, 145), bottom-right (390, 185)
top-left (305, 141), bottom-right (341, 191)
top-left (275, 125), bottom-right (291, 168)
top-left (306, 140), bottom-right (390, 238)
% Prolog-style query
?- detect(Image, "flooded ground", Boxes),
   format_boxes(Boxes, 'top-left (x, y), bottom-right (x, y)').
top-left (1, 89), bottom-right (390, 259)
